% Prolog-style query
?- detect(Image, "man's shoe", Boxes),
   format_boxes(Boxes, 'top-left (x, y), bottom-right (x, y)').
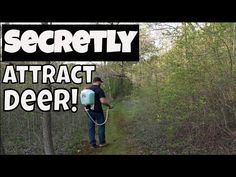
top-left (90, 145), bottom-right (98, 149)
top-left (99, 143), bottom-right (108, 147)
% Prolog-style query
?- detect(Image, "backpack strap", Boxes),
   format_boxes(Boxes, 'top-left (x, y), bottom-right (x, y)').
top-left (84, 86), bottom-right (92, 89)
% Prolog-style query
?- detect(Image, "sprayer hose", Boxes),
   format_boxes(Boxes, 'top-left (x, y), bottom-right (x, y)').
top-left (85, 109), bottom-right (109, 126)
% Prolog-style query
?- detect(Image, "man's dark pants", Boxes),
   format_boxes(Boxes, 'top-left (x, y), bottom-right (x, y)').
top-left (87, 111), bottom-right (106, 147)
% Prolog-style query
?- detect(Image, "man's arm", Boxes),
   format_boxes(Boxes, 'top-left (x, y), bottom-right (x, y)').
top-left (100, 97), bottom-right (113, 109)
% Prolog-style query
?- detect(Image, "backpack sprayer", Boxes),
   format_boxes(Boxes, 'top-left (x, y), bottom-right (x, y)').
top-left (80, 88), bottom-right (109, 126)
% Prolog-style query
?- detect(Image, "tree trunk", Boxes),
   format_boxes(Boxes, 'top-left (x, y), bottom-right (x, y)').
top-left (182, 23), bottom-right (189, 60)
top-left (0, 25), bottom-right (5, 154)
top-left (0, 134), bottom-right (5, 154)
top-left (229, 23), bottom-right (236, 77)
top-left (0, 113), bottom-right (4, 154)
top-left (42, 71), bottom-right (54, 154)
top-left (42, 110), bottom-right (54, 154)
top-left (120, 61), bottom-right (124, 91)
top-left (233, 23), bottom-right (236, 64)
top-left (40, 22), bottom-right (54, 155)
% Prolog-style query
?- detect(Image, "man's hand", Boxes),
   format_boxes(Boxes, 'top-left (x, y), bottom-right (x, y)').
top-left (100, 97), bottom-right (113, 109)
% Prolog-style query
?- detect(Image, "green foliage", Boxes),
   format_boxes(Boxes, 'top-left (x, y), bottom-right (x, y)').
top-left (95, 62), bottom-right (133, 100)
top-left (126, 23), bottom-right (236, 154)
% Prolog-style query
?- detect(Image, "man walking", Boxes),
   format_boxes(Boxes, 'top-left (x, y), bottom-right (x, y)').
top-left (85, 77), bottom-right (113, 149)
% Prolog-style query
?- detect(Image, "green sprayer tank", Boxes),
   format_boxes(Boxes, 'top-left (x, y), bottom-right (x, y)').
top-left (80, 89), bottom-right (95, 106)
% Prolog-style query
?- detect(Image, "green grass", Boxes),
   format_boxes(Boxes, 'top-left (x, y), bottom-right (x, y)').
top-left (91, 102), bottom-right (131, 155)
top-left (73, 100), bottom-right (139, 155)
top-left (74, 102), bottom-right (134, 155)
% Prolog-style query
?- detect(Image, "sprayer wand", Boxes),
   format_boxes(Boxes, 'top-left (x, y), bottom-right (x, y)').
top-left (85, 108), bottom-right (110, 126)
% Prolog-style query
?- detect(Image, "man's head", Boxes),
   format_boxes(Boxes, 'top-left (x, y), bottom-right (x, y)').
top-left (93, 77), bottom-right (103, 86)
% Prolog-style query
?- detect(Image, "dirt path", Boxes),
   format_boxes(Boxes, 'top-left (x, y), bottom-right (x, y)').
top-left (76, 102), bottom-right (138, 155)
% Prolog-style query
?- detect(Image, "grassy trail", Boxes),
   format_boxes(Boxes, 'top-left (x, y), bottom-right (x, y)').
top-left (77, 101), bottom-right (137, 155)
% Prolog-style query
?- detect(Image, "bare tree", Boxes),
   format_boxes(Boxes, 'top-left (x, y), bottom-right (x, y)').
top-left (41, 59), bottom-right (55, 154)
top-left (233, 23), bottom-right (236, 63)
top-left (0, 23), bottom-right (5, 154)
top-left (0, 133), bottom-right (4, 154)
top-left (40, 22), bottom-right (55, 154)
top-left (42, 109), bottom-right (54, 154)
